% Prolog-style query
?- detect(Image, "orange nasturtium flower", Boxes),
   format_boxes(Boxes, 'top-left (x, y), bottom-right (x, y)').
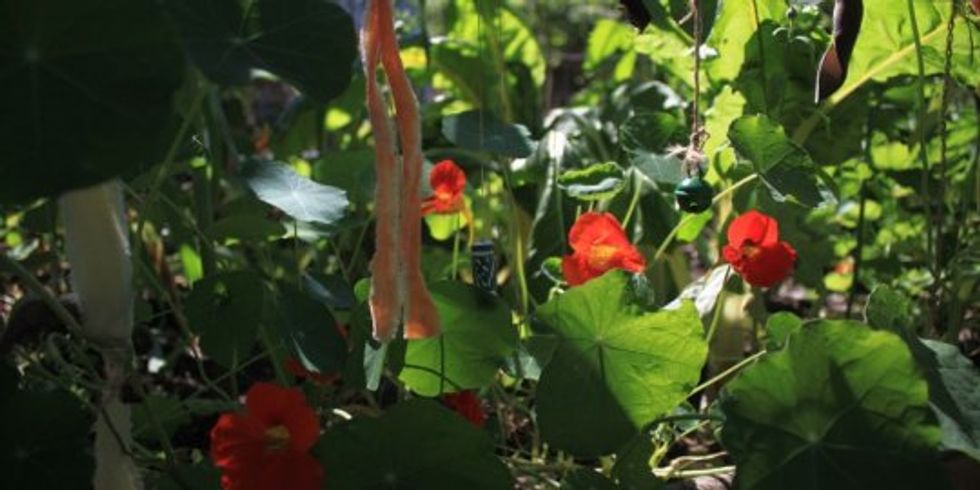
top-left (562, 212), bottom-right (647, 286)
top-left (422, 160), bottom-right (467, 215)
top-left (722, 210), bottom-right (797, 288)
top-left (210, 383), bottom-right (323, 490)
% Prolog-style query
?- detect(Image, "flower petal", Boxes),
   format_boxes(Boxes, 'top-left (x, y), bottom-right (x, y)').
top-left (210, 412), bottom-right (266, 476)
top-left (736, 240), bottom-right (797, 288)
top-left (562, 254), bottom-right (593, 286)
top-left (243, 382), bottom-right (320, 451)
top-left (430, 160), bottom-right (466, 197)
top-left (567, 212), bottom-right (632, 253)
top-left (727, 210), bottom-right (780, 248)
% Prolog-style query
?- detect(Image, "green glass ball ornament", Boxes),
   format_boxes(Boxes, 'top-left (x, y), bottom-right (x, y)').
top-left (674, 175), bottom-right (714, 213)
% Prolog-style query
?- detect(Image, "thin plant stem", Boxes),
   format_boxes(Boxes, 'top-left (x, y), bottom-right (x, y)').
top-left (906, 0), bottom-right (938, 334)
top-left (846, 183), bottom-right (867, 318)
top-left (688, 349), bottom-right (766, 397)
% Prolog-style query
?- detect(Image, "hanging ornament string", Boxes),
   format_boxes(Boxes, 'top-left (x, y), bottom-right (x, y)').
top-left (933, 1), bottom-right (958, 305)
top-left (674, 0), bottom-right (715, 214)
top-left (689, 0), bottom-right (706, 157)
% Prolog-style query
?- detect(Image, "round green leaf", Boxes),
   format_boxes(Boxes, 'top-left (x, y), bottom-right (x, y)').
top-left (866, 286), bottom-right (980, 461)
top-left (242, 160), bottom-right (349, 225)
top-left (167, 0), bottom-right (356, 102)
top-left (319, 399), bottom-right (514, 489)
top-left (442, 110), bottom-right (535, 158)
top-left (399, 281), bottom-right (517, 396)
top-left (0, 0), bottom-right (185, 203)
top-left (558, 162), bottom-right (626, 202)
top-left (534, 271), bottom-right (708, 457)
top-left (721, 320), bottom-right (948, 490)
top-left (185, 271), bottom-right (267, 367)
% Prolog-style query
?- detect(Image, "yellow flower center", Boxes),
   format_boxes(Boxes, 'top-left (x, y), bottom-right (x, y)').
top-left (587, 244), bottom-right (619, 270)
top-left (741, 244), bottom-right (762, 261)
top-left (264, 425), bottom-right (291, 452)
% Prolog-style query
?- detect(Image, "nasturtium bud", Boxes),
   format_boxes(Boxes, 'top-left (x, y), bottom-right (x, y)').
top-left (674, 176), bottom-right (714, 213)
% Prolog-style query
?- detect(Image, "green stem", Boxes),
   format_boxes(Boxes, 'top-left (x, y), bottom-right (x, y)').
top-left (622, 169), bottom-right (643, 230)
top-left (846, 184), bottom-right (867, 318)
top-left (688, 349), bottom-right (766, 397)
top-left (705, 267), bottom-right (733, 345)
top-left (0, 254), bottom-right (86, 338)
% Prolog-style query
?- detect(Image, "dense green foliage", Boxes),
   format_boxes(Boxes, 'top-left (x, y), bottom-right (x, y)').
top-left (0, 0), bottom-right (978, 489)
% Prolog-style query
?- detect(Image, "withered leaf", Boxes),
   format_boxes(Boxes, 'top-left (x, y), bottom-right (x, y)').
top-left (815, 0), bottom-right (864, 102)
top-left (620, 0), bottom-right (652, 29)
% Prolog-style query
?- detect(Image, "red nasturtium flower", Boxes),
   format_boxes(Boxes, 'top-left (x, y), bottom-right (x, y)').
top-left (422, 160), bottom-right (467, 215)
top-left (562, 212), bottom-right (647, 286)
top-left (210, 382), bottom-right (323, 490)
top-left (441, 391), bottom-right (487, 428)
top-left (722, 210), bottom-right (797, 288)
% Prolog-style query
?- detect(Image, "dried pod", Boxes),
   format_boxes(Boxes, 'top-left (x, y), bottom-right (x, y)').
top-left (620, 0), bottom-right (652, 29)
top-left (815, 0), bottom-right (864, 102)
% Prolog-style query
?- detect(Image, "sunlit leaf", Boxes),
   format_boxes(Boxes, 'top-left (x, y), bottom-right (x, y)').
top-left (722, 320), bottom-right (948, 490)
top-left (399, 282), bottom-right (517, 396)
top-left (242, 160), bottom-right (349, 225)
top-left (535, 271), bottom-right (707, 456)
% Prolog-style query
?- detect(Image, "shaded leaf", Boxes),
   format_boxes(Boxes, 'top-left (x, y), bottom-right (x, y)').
top-left (319, 399), bottom-right (514, 489)
top-left (185, 271), bottom-right (267, 367)
top-left (442, 110), bottom-right (535, 158)
top-left (166, 0), bottom-right (357, 102)
top-left (0, 0), bottom-right (185, 203)
top-left (0, 387), bottom-right (93, 490)
top-left (275, 284), bottom-right (347, 376)
top-left (207, 213), bottom-right (287, 241)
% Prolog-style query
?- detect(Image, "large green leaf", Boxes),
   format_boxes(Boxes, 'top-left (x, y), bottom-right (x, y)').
top-left (242, 160), bottom-right (348, 225)
top-left (866, 286), bottom-right (980, 461)
top-left (166, 0), bottom-right (356, 102)
top-left (0, 386), bottom-right (93, 490)
top-left (705, 0), bottom-right (787, 82)
top-left (0, 0), bottom-right (185, 203)
top-left (185, 271), bottom-right (267, 367)
top-left (319, 399), bottom-right (514, 489)
top-left (721, 320), bottom-right (948, 490)
top-left (728, 115), bottom-right (835, 207)
top-left (835, 0), bottom-right (979, 101)
top-left (399, 281), bottom-right (517, 396)
top-left (534, 271), bottom-right (707, 457)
